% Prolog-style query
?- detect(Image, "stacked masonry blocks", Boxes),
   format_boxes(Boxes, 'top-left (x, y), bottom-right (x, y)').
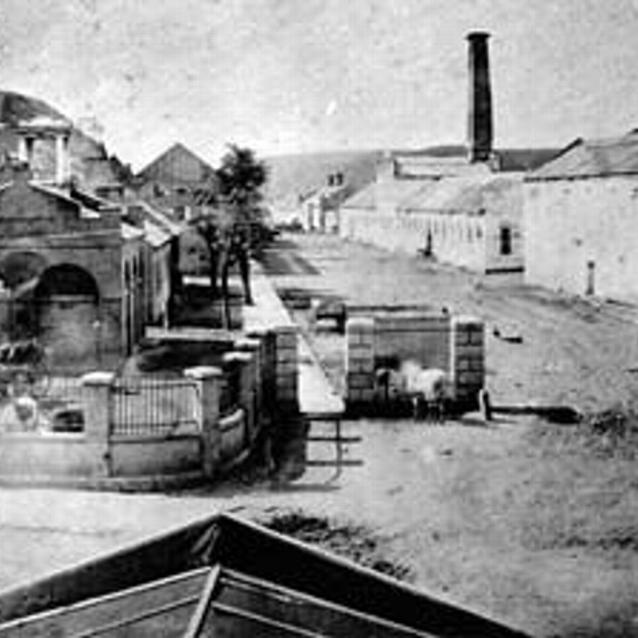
top-left (275, 326), bottom-right (299, 410)
top-left (346, 317), bottom-right (376, 404)
top-left (450, 315), bottom-right (485, 410)
top-left (345, 312), bottom-right (485, 413)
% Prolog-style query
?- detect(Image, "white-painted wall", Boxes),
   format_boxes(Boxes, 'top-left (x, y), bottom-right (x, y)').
top-left (340, 174), bottom-right (523, 274)
top-left (524, 176), bottom-right (638, 301)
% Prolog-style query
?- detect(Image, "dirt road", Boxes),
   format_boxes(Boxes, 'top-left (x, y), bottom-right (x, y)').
top-left (264, 233), bottom-right (638, 412)
top-left (2, 234), bottom-right (637, 638)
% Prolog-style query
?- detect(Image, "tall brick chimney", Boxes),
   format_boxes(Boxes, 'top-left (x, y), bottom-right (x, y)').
top-left (467, 31), bottom-right (493, 163)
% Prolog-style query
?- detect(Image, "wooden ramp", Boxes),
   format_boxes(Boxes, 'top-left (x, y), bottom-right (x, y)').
top-left (297, 333), bottom-right (362, 480)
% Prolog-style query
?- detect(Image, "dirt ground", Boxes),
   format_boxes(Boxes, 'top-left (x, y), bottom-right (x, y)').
top-left (1, 234), bottom-right (638, 637)
top-left (266, 233), bottom-right (638, 412)
top-left (256, 234), bottom-right (638, 637)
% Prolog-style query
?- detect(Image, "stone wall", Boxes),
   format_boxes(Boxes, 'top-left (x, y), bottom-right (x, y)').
top-left (345, 310), bottom-right (485, 414)
top-left (449, 315), bottom-right (485, 411)
top-left (244, 267), bottom-right (300, 415)
top-left (524, 175), bottom-right (638, 301)
top-left (0, 343), bottom-right (264, 488)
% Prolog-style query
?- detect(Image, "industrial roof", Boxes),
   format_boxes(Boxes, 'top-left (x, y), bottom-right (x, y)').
top-left (529, 131), bottom-right (638, 180)
top-left (400, 174), bottom-right (522, 214)
top-left (341, 179), bottom-right (424, 211)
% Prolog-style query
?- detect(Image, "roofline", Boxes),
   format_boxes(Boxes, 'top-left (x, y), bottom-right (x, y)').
top-left (137, 142), bottom-right (215, 179)
top-left (525, 170), bottom-right (638, 182)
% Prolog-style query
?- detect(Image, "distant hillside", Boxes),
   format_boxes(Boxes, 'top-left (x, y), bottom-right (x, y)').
top-left (264, 150), bottom-right (383, 218)
top-left (262, 143), bottom-right (561, 222)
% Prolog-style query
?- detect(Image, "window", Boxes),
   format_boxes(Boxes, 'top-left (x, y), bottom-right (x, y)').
top-left (499, 225), bottom-right (512, 255)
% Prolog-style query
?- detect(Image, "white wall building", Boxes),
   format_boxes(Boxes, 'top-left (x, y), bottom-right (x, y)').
top-left (524, 131), bottom-right (638, 301)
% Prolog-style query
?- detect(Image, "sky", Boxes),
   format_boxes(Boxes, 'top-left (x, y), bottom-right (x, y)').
top-left (1, 0), bottom-right (637, 170)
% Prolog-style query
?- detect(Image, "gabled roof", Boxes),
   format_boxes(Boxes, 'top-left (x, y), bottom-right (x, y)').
top-left (529, 131), bottom-right (638, 180)
top-left (30, 182), bottom-right (117, 219)
top-left (0, 514), bottom-right (528, 638)
top-left (125, 198), bottom-right (182, 237)
top-left (341, 179), bottom-right (424, 211)
top-left (400, 174), bottom-right (522, 215)
top-left (137, 142), bottom-right (216, 186)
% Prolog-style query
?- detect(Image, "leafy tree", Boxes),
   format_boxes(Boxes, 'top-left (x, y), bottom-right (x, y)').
top-left (190, 145), bottom-right (268, 315)
top-left (216, 144), bottom-right (267, 224)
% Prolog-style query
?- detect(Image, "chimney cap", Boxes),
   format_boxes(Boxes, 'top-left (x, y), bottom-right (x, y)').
top-left (467, 31), bottom-right (490, 41)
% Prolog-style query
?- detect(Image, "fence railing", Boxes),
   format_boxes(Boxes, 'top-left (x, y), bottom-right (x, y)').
top-left (109, 376), bottom-right (200, 437)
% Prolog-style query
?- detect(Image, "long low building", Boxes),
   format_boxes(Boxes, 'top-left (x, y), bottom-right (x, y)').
top-left (341, 158), bottom-right (525, 274)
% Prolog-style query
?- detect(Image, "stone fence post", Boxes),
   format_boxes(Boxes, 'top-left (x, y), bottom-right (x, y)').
top-left (81, 371), bottom-right (114, 477)
top-left (185, 366), bottom-right (222, 480)
top-left (235, 337), bottom-right (262, 443)
top-left (346, 317), bottom-right (375, 410)
top-left (450, 315), bottom-right (485, 412)
top-left (274, 326), bottom-right (299, 413)
top-left (247, 328), bottom-right (269, 409)
top-left (222, 351), bottom-right (255, 446)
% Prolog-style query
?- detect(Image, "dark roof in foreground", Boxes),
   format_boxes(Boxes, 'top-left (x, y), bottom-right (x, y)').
top-left (529, 131), bottom-right (638, 180)
top-left (0, 513), bottom-right (530, 638)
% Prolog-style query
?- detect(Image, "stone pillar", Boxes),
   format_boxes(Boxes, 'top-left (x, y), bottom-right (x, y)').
top-left (233, 338), bottom-right (261, 443)
top-left (55, 132), bottom-right (70, 185)
top-left (81, 371), bottom-right (115, 477)
top-left (185, 366), bottom-right (223, 480)
top-left (249, 328), bottom-right (277, 424)
top-left (17, 136), bottom-right (28, 164)
top-left (450, 315), bottom-right (485, 411)
top-left (346, 317), bottom-right (375, 409)
top-left (274, 326), bottom-right (299, 412)
top-left (222, 351), bottom-right (255, 445)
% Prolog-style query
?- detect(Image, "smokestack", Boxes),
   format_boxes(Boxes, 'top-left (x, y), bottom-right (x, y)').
top-left (467, 31), bottom-right (493, 163)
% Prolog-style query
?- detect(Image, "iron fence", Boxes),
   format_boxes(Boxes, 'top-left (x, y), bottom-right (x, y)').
top-left (110, 376), bottom-right (200, 437)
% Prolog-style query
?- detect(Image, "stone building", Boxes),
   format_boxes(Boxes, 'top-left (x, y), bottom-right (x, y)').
top-left (524, 131), bottom-right (638, 301)
top-left (134, 143), bottom-right (218, 276)
top-left (0, 93), bottom-right (178, 370)
top-left (299, 172), bottom-right (350, 233)
top-left (135, 142), bottom-right (216, 222)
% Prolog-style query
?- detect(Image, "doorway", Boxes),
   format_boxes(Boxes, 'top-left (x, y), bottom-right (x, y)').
top-left (586, 260), bottom-right (595, 296)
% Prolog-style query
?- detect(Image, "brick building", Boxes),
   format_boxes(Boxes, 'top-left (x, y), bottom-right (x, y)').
top-left (0, 93), bottom-right (178, 370)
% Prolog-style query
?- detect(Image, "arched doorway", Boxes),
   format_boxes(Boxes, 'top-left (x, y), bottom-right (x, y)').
top-left (0, 251), bottom-right (48, 341)
top-left (34, 264), bottom-right (100, 369)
